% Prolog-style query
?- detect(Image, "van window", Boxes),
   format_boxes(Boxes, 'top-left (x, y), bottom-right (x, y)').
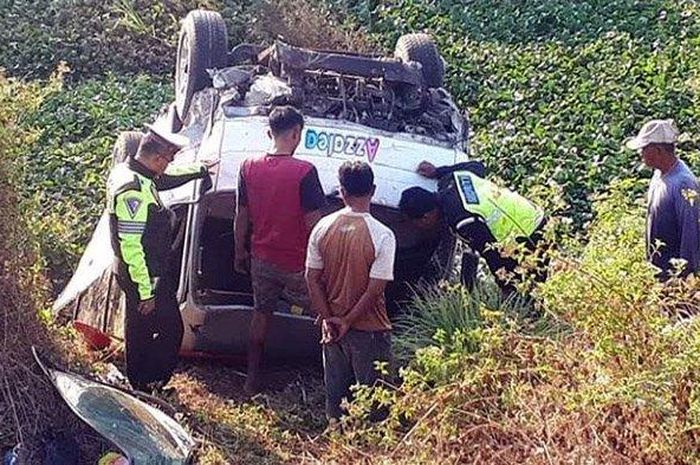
top-left (193, 192), bottom-right (253, 306)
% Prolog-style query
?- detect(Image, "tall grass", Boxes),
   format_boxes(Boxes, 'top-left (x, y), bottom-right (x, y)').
top-left (322, 184), bottom-right (700, 464)
top-left (0, 72), bottom-right (90, 462)
top-left (393, 282), bottom-right (535, 362)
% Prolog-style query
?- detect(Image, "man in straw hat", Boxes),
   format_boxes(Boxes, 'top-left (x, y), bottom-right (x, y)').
top-left (626, 119), bottom-right (700, 279)
top-left (107, 121), bottom-right (214, 391)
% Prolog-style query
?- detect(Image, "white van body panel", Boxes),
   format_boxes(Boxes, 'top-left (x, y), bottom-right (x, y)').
top-left (202, 116), bottom-right (466, 208)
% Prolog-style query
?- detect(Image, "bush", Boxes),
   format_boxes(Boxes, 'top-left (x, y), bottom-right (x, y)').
top-left (0, 71), bottom-right (68, 460)
top-left (20, 73), bottom-right (172, 292)
top-left (0, 0), bottom-right (253, 80)
top-left (353, 0), bottom-right (700, 226)
top-left (322, 186), bottom-right (700, 464)
top-left (250, 0), bottom-right (377, 52)
top-left (0, 0), bottom-right (373, 82)
top-left (393, 282), bottom-right (536, 364)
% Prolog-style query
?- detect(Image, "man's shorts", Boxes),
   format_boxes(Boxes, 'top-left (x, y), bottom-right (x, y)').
top-left (250, 258), bottom-right (310, 313)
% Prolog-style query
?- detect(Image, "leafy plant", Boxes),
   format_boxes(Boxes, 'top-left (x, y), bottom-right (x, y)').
top-left (393, 282), bottom-right (535, 363)
top-left (0, 71), bottom-right (70, 459)
top-left (323, 188), bottom-right (700, 464)
top-left (0, 0), bottom-right (253, 80)
top-left (20, 73), bottom-right (172, 291)
top-left (351, 0), bottom-right (700, 227)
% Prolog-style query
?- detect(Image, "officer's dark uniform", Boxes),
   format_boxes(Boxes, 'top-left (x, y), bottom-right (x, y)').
top-left (107, 157), bottom-right (206, 389)
top-left (434, 162), bottom-right (547, 293)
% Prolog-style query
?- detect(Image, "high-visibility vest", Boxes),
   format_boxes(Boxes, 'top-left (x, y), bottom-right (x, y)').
top-left (453, 171), bottom-right (544, 243)
top-left (107, 161), bottom-right (206, 300)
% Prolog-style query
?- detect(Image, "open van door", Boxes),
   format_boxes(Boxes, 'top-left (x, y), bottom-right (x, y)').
top-left (53, 125), bottom-right (209, 342)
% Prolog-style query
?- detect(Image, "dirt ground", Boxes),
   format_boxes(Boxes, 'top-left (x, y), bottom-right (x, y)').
top-left (146, 357), bottom-right (328, 464)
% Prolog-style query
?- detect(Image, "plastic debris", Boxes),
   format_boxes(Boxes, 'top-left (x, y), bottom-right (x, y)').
top-left (34, 348), bottom-right (194, 465)
top-left (3, 445), bottom-right (20, 465)
top-left (210, 67), bottom-right (253, 89)
top-left (98, 452), bottom-right (130, 465)
top-left (244, 74), bottom-right (293, 107)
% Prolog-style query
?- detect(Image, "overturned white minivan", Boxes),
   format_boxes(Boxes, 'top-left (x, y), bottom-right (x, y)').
top-left (54, 10), bottom-right (469, 360)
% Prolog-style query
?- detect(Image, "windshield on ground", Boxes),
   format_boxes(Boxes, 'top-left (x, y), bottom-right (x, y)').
top-left (50, 369), bottom-right (195, 464)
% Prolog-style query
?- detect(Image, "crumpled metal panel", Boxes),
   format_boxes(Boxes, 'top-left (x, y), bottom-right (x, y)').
top-left (208, 41), bottom-right (469, 149)
top-left (179, 87), bottom-right (218, 133)
top-left (272, 41), bottom-right (423, 86)
top-left (53, 212), bottom-right (113, 312)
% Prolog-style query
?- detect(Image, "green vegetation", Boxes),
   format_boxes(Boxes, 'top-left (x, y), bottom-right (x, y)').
top-left (3, 0), bottom-right (700, 463)
top-left (392, 282), bottom-right (538, 363)
top-left (322, 189), bottom-right (700, 463)
top-left (0, 73), bottom-right (91, 460)
top-left (360, 0), bottom-right (700, 225)
top-left (0, 0), bottom-right (252, 80)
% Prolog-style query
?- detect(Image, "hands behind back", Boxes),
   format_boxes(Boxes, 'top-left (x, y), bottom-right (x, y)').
top-left (320, 317), bottom-right (350, 344)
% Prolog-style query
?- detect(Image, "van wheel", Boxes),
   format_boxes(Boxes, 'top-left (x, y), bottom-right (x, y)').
top-left (394, 33), bottom-right (445, 88)
top-left (111, 131), bottom-right (144, 166)
top-left (175, 10), bottom-right (228, 121)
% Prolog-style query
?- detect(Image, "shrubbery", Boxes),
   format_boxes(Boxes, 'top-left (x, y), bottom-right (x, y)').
top-left (0, 72), bottom-right (106, 462)
top-left (357, 0), bottom-right (700, 226)
top-left (252, 0), bottom-right (376, 53)
top-left (0, 0), bottom-right (253, 80)
top-left (0, 0), bottom-right (369, 82)
top-left (0, 72), bottom-right (68, 458)
top-left (323, 186), bottom-right (700, 464)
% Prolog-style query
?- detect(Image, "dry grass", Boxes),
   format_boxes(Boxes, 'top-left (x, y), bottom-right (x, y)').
top-left (251, 0), bottom-right (378, 53)
top-left (0, 74), bottom-right (59, 457)
top-left (0, 73), bottom-right (110, 464)
top-left (0, 209), bottom-right (62, 458)
top-left (168, 363), bottom-right (327, 464)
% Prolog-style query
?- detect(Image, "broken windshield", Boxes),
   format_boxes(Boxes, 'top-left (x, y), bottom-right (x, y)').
top-left (36, 350), bottom-right (195, 465)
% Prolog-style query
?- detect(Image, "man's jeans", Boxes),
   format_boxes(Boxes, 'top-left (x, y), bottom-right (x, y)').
top-left (322, 329), bottom-right (392, 420)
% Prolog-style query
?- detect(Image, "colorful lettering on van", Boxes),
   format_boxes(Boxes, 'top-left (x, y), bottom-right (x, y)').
top-left (304, 129), bottom-right (381, 162)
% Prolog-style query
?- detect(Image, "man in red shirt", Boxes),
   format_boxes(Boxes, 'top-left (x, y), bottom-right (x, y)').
top-left (234, 106), bottom-right (326, 395)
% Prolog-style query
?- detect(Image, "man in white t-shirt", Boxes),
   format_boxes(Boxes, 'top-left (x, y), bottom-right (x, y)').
top-left (305, 161), bottom-right (397, 421)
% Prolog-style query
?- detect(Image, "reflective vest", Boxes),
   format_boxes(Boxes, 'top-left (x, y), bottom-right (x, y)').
top-left (107, 160), bottom-right (206, 300)
top-left (452, 171), bottom-right (544, 243)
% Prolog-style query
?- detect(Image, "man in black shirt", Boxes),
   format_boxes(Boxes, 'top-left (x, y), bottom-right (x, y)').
top-left (400, 160), bottom-right (547, 295)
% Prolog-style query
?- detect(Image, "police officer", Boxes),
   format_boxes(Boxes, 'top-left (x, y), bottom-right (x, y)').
top-left (107, 123), bottom-right (211, 391)
top-left (399, 160), bottom-right (547, 295)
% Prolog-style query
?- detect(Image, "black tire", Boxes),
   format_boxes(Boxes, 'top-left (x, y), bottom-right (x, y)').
top-left (394, 33), bottom-right (445, 88)
top-left (175, 10), bottom-right (228, 120)
top-left (111, 131), bottom-right (144, 166)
